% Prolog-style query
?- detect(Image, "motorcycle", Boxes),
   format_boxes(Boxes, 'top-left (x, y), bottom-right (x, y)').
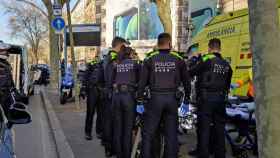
top-left (60, 67), bottom-right (74, 104)
top-left (0, 89), bottom-right (32, 158)
top-left (178, 103), bottom-right (197, 134)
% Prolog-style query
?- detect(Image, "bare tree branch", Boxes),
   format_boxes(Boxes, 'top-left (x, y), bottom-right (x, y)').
top-left (15, 0), bottom-right (49, 18)
top-left (4, 2), bottom-right (48, 64)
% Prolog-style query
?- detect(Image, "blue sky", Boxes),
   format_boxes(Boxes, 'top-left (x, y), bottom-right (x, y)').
top-left (0, 0), bottom-right (78, 45)
top-left (0, 4), bottom-right (15, 44)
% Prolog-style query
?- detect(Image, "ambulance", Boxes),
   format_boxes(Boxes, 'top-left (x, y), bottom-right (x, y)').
top-left (191, 7), bottom-right (267, 96)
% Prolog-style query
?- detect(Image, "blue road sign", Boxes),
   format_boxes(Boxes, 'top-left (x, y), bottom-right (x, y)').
top-left (51, 17), bottom-right (65, 33)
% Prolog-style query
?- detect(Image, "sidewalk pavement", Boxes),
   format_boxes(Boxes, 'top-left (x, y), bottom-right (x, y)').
top-left (46, 88), bottom-right (106, 158)
top-left (45, 87), bottom-right (255, 158)
top-left (45, 87), bottom-right (195, 158)
top-left (15, 91), bottom-right (57, 158)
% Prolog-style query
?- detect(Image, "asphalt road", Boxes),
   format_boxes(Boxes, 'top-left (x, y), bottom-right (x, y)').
top-left (14, 92), bottom-right (58, 158)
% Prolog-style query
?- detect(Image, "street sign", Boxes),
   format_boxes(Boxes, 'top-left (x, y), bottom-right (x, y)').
top-left (52, 17), bottom-right (65, 34)
top-left (65, 24), bottom-right (101, 46)
top-left (53, 4), bottom-right (62, 16)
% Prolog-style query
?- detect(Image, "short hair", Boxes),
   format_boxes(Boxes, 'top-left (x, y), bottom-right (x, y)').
top-left (157, 33), bottom-right (171, 46)
top-left (112, 37), bottom-right (128, 48)
top-left (208, 38), bottom-right (221, 49)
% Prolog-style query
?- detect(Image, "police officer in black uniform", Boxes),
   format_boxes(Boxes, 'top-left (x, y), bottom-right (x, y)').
top-left (82, 57), bottom-right (104, 140)
top-left (0, 42), bottom-right (14, 116)
top-left (189, 38), bottom-right (232, 158)
top-left (103, 37), bottom-right (129, 157)
top-left (111, 47), bottom-right (140, 158)
top-left (138, 33), bottom-right (190, 158)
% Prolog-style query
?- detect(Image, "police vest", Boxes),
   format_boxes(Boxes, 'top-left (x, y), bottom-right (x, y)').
top-left (200, 54), bottom-right (231, 92)
top-left (87, 61), bottom-right (102, 86)
top-left (148, 51), bottom-right (183, 91)
top-left (114, 59), bottom-right (138, 86)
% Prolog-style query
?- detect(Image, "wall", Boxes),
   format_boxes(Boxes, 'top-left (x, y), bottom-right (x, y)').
top-left (221, 0), bottom-right (248, 12)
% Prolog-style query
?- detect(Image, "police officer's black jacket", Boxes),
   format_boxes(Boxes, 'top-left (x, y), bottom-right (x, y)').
top-left (104, 50), bottom-right (118, 90)
top-left (189, 52), bottom-right (233, 95)
top-left (83, 60), bottom-right (104, 89)
top-left (138, 49), bottom-right (190, 96)
top-left (111, 57), bottom-right (140, 88)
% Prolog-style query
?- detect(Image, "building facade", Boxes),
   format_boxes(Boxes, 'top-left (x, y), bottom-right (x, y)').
top-left (98, 0), bottom-right (191, 58)
top-left (220, 0), bottom-right (248, 13)
top-left (70, 0), bottom-right (100, 63)
top-left (70, 0), bottom-right (195, 59)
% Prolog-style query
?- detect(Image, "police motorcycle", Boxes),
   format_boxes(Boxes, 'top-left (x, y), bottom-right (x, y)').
top-left (177, 54), bottom-right (201, 134)
top-left (60, 66), bottom-right (74, 104)
top-left (0, 88), bottom-right (32, 158)
top-left (225, 96), bottom-right (257, 158)
top-left (178, 102), bottom-right (197, 134)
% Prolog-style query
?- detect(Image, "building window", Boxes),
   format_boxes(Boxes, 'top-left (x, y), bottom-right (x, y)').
top-left (96, 18), bottom-right (101, 24)
top-left (222, 0), bottom-right (248, 12)
top-left (96, 5), bottom-right (102, 14)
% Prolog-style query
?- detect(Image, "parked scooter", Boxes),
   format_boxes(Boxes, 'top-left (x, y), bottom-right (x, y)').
top-left (60, 67), bottom-right (74, 104)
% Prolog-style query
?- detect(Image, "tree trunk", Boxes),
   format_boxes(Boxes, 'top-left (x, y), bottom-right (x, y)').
top-left (156, 0), bottom-right (172, 34)
top-left (34, 40), bottom-right (40, 64)
top-left (248, 0), bottom-right (280, 157)
top-left (47, 10), bottom-right (60, 89)
top-left (42, 0), bottom-right (60, 89)
top-left (66, 0), bottom-right (80, 110)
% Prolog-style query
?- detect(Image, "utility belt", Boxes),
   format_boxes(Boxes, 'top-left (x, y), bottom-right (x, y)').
top-left (150, 88), bottom-right (179, 100)
top-left (198, 89), bottom-right (227, 102)
top-left (87, 82), bottom-right (98, 88)
top-left (150, 87), bottom-right (177, 93)
top-left (113, 84), bottom-right (136, 93)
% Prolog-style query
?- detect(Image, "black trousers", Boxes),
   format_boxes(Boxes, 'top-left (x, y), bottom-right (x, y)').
top-left (103, 91), bottom-right (114, 152)
top-left (112, 91), bottom-right (136, 158)
top-left (141, 93), bottom-right (179, 158)
top-left (96, 95), bottom-right (104, 136)
top-left (197, 100), bottom-right (226, 158)
top-left (85, 87), bottom-right (102, 136)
